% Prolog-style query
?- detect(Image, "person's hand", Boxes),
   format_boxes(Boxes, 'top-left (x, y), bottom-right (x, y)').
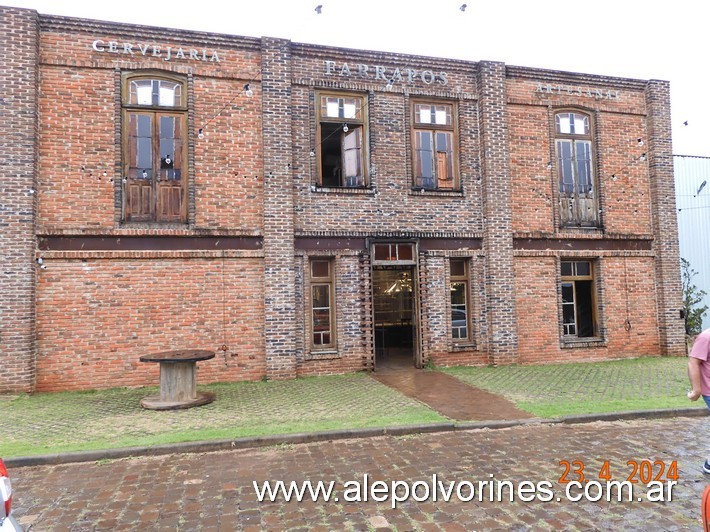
top-left (688, 389), bottom-right (702, 401)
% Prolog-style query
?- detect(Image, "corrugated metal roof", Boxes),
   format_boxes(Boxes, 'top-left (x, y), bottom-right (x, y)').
top-left (675, 155), bottom-right (710, 330)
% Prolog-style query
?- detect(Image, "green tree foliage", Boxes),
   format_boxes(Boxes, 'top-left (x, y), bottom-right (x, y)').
top-left (681, 257), bottom-right (708, 336)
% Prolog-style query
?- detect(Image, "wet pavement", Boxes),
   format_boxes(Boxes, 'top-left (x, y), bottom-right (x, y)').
top-left (372, 367), bottom-right (534, 421)
top-left (11, 416), bottom-right (710, 530)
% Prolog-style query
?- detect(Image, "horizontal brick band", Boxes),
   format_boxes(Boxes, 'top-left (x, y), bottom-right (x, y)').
top-left (514, 238), bottom-right (652, 251)
top-left (38, 235), bottom-right (263, 251)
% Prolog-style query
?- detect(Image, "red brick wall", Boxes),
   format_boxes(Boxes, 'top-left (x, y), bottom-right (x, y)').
top-left (37, 23), bottom-right (263, 232)
top-left (193, 75), bottom-right (263, 230)
top-left (509, 105), bottom-right (554, 234)
top-left (507, 76), bottom-right (652, 237)
top-left (597, 113), bottom-right (652, 236)
top-left (514, 257), bottom-right (561, 363)
top-left (38, 66), bottom-right (116, 229)
top-left (515, 255), bottom-right (660, 364)
top-left (0, 7), bottom-right (686, 392)
top-left (602, 256), bottom-right (660, 354)
top-left (36, 256), bottom-right (265, 391)
top-left (27, 17), bottom-right (269, 391)
top-left (297, 254), bottom-right (372, 375)
top-left (0, 7), bottom-right (39, 392)
top-left (290, 48), bottom-right (484, 236)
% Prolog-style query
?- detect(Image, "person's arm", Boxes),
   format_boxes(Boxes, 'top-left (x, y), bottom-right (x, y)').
top-left (688, 357), bottom-right (703, 401)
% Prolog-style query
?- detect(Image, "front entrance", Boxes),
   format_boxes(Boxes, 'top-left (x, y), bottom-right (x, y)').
top-left (373, 267), bottom-right (417, 369)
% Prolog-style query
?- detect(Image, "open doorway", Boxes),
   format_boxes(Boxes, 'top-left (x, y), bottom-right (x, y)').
top-left (373, 267), bottom-right (416, 369)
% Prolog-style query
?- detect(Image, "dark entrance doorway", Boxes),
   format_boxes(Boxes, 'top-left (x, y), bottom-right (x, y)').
top-left (373, 268), bottom-right (415, 369)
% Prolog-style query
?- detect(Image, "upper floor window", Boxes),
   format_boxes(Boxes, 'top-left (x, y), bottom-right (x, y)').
top-left (316, 92), bottom-right (368, 188)
top-left (412, 101), bottom-right (458, 190)
top-left (122, 74), bottom-right (187, 223)
top-left (128, 79), bottom-right (182, 107)
top-left (555, 111), bottom-right (599, 227)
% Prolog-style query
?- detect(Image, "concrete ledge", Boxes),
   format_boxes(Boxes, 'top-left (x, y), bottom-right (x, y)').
top-left (454, 418), bottom-right (552, 431)
top-left (558, 407), bottom-right (708, 424)
top-left (5, 424), bottom-right (455, 468)
top-left (6, 408), bottom-right (707, 468)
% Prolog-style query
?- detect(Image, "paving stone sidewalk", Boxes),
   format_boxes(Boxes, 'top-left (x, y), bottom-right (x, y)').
top-left (0, 356), bottom-right (702, 462)
top-left (10, 417), bottom-right (710, 531)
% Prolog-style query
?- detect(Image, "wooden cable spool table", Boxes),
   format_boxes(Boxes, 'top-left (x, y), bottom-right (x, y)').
top-left (139, 349), bottom-right (216, 410)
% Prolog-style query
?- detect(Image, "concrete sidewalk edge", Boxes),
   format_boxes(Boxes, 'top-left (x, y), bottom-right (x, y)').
top-left (6, 407), bottom-right (707, 468)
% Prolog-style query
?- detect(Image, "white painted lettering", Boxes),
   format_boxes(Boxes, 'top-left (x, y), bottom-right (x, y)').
top-left (420, 70), bottom-right (435, 84)
top-left (319, 59), bottom-right (451, 87)
top-left (356, 64), bottom-right (370, 78)
top-left (89, 39), bottom-right (221, 62)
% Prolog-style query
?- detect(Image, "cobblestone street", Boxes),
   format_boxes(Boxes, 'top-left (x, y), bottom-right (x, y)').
top-left (11, 416), bottom-right (710, 530)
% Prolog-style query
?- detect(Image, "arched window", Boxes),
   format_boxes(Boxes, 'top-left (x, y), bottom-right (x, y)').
top-left (122, 74), bottom-right (187, 223)
top-left (555, 111), bottom-right (598, 227)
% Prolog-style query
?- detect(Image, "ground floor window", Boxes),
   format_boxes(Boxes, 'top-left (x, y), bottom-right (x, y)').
top-left (450, 258), bottom-right (470, 341)
top-left (560, 260), bottom-right (596, 338)
top-left (310, 259), bottom-right (334, 348)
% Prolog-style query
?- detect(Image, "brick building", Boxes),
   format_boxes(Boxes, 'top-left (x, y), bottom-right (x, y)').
top-left (0, 6), bottom-right (685, 393)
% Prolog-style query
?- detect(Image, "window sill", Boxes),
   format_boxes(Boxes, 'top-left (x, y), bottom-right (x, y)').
top-left (304, 349), bottom-right (341, 360)
top-left (451, 342), bottom-right (477, 351)
top-left (120, 221), bottom-right (189, 229)
top-left (560, 337), bottom-right (607, 349)
top-left (558, 225), bottom-right (603, 232)
top-left (310, 185), bottom-right (375, 195)
top-left (409, 188), bottom-right (464, 198)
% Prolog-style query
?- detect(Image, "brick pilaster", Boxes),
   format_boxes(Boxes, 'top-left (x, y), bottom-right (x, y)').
top-left (646, 80), bottom-right (685, 356)
top-left (0, 7), bottom-right (39, 392)
top-left (478, 62), bottom-right (518, 364)
top-left (261, 37), bottom-right (297, 379)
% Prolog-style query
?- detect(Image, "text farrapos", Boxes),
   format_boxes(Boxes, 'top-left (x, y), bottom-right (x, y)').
top-left (92, 40), bottom-right (221, 62)
top-left (324, 60), bottom-right (448, 86)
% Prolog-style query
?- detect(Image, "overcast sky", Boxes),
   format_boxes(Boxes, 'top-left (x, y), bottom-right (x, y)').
top-left (4, 0), bottom-right (707, 157)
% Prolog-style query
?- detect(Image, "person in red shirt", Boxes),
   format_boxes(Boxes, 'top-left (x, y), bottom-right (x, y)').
top-left (688, 328), bottom-right (710, 474)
